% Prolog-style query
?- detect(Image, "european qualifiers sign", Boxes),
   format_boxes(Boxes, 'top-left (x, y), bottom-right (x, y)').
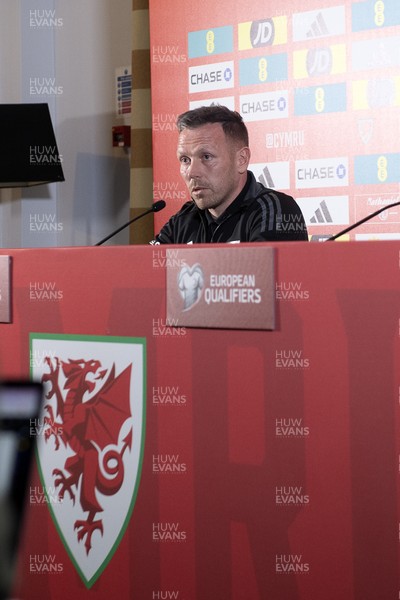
top-left (0, 256), bottom-right (11, 323)
top-left (166, 246), bottom-right (275, 330)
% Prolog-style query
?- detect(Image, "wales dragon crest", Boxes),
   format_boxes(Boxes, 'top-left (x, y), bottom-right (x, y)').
top-left (31, 334), bottom-right (146, 588)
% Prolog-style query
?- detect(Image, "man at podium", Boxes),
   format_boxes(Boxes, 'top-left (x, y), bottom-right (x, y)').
top-left (151, 105), bottom-right (308, 244)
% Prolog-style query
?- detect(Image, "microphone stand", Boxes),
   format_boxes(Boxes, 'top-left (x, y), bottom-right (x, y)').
top-left (326, 200), bottom-right (400, 241)
top-left (95, 201), bottom-right (166, 246)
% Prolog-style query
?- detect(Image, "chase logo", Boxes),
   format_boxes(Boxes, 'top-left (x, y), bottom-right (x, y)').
top-left (188, 26), bottom-right (233, 59)
top-left (189, 61), bottom-right (234, 94)
top-left (294, 83), bottom-right (346, 115)
top-left (238, 16), bottom-right (287, 50)
top-left (239, 54), bottom-right (288, 86)
top-left (296, 157), bottom-right (348, 189)
top-left (354, 153), bottom-right (400, 184)
top-left (352, 0), bottom-right (400, 32)
top-left (240, 91), bottom-right (288, 122)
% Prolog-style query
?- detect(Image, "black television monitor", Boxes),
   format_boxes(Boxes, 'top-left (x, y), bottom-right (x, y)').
top-left (0, 103), bottom-right (65, 187)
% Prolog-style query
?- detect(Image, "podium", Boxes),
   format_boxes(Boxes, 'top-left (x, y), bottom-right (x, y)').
top-left (0, 242), bottom-right (399, 600)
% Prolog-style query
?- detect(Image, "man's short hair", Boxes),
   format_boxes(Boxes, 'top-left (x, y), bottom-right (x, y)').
top-left (176, 105), bottom-right (249, 147)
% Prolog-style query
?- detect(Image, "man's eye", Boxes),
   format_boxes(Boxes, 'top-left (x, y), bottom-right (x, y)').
top-left (180, 157), bottom-right (190, 164)
top-left (203, 154), bottom-right (212, 160)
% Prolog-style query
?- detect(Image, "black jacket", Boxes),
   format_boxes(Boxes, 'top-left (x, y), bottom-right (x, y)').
top-left (151, 171), bottom-right (308, 244)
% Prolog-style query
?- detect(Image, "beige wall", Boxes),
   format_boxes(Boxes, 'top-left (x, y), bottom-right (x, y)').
top-left (0, 0), bottom-right (133, 248)
top-left (130, 0), bottom-right (154, 244)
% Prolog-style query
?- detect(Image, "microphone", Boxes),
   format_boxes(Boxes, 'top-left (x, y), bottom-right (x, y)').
top-left (95, 200), bottom-right (166, 246)
top-left (326, 200), bottom-right (400, 241)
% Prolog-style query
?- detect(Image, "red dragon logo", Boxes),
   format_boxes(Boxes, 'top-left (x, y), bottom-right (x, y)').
top-left (41, 356), bottom-right (133, 554)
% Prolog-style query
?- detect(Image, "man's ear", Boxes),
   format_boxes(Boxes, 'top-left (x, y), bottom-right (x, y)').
top-left (237, 146), bottom-right (251, 174)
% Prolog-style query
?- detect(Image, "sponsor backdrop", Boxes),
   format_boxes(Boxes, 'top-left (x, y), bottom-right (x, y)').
top-left (0, 242), bottom-right (399, 599)
top-left (149, 0), bottom-right (400, 240)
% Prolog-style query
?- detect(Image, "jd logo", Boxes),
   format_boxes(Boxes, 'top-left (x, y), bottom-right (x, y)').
top-left (306, 47), bottom-right (332, 76)
top-left (31, 333), bottom-right (146, 588)
top-left (250, 18), bottom-right (275, 47)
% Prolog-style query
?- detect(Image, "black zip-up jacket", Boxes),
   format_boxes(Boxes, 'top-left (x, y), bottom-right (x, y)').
top-left (151, 171), bottom-right (308, 244)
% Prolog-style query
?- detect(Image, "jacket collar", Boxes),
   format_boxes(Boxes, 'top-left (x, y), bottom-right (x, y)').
top-left (201, 171), bottom-right (253, 226)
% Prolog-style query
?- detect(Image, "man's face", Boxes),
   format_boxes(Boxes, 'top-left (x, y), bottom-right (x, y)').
top-left (177, 122), bottom-right (249, 218)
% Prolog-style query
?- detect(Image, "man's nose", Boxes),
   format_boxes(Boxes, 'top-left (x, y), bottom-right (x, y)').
top-left (186, 158), bottom-right (202, 179)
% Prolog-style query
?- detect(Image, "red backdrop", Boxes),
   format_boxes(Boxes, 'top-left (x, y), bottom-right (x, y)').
top-left (149, 0), bottom-right (400, 241)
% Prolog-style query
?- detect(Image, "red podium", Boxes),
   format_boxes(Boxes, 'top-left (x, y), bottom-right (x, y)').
top-left (0, 242), bottom-right (399, 600)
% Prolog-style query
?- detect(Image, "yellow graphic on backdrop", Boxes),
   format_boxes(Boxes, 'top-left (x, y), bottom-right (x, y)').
top-left (238, 16), bottom-right (287, 50)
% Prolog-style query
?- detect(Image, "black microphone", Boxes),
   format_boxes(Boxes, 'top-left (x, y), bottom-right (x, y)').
top-left (95, 200), bottom-right (166, 246)
top-left (326, 200), bottom-right (400, 241)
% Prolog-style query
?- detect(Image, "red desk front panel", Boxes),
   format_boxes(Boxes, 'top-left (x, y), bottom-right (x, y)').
top-left (0, 242), bottom-right (398, 600)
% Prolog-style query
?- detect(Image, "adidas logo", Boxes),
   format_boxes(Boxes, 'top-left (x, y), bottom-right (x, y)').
top-left (258, 165), bottom-right (274, 188)
top-left (310, 200), bottom-right (333, 224)
top-left (307, 12), bottom-right (329, 38)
